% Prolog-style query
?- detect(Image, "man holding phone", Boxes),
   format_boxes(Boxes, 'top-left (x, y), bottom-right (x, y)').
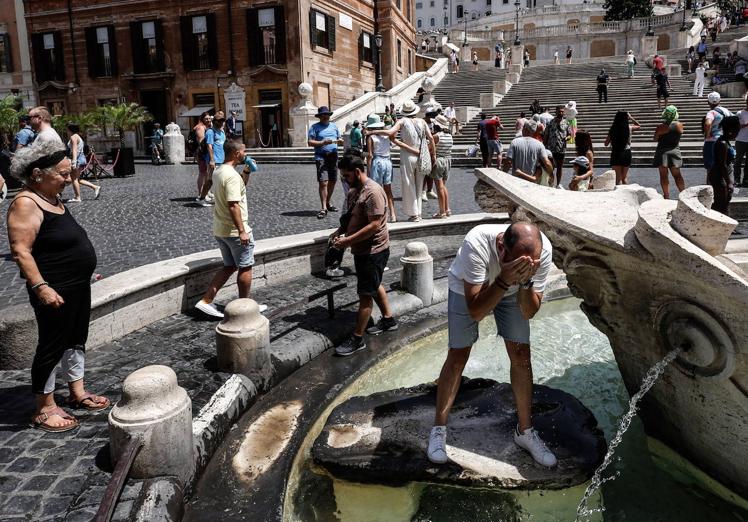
top-left (194, 139), bottom-right (265, 318)
top-left (308, 106), bottom-right (344, 219)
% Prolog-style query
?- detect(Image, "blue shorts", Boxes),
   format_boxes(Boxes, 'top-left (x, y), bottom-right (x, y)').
top-left (370, 156), bottom-right (393, 185)
top-left (488, 140), bottom-right (502, 155)
top-left (703, 141), bottom-right (716, 170)
top-left (447, 290), bottom-right (530, 348)
top-left (215, 234), bottom-right (255, 268)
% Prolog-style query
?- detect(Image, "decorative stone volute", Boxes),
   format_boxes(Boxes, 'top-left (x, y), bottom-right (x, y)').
top-left (670, 185), bottom-right (737, 256)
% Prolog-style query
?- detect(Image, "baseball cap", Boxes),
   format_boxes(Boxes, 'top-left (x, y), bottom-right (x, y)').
top-left (572, 156), bottom-right (590, 169)
top-left (707, 92), bottom-right (721, 104)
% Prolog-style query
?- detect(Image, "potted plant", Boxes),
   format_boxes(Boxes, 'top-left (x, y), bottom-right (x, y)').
top-left (97, 103), bottom-right (152, 177)
top-left (0, 95), bottom-right (25, 190)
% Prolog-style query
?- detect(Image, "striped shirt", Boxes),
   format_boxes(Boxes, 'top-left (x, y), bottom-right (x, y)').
top-left (435, 132), bottom-right (453, 158)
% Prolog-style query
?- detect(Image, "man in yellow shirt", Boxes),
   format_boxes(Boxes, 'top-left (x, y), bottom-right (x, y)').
top-left (195, 139), bottom-right (265, 318)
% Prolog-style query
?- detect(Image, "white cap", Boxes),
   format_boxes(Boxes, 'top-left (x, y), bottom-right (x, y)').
top-left (707, 91), bottom-right (721, 104)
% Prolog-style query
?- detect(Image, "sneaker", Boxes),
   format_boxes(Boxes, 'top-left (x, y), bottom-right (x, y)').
top-left (366, 316), bottom-right (399, 335)
top-left (258, 304), bottom-right (268, 313)
top-left (198, 199), bottom-right (213, 207)
top-left (335, 335), bottom-right (366, 356)
top-left (195, 300), bottom-right (224, 319)
top-left (427, 191), bottom-right (438, 200)
top-left (514, 426), bottom-right (557, 467)
top-left (421, 192), bottom-right (428, 202)
top-left (68, 197), bottom-right (81, 203)
top-left (326, 267), bottom-right (344, 278)
top-left (94, 186), bottom-right (101, 200)
top-left (205, 192), bottom-right (215, 202)
top-left (427, 426), bottom-right (448, 464)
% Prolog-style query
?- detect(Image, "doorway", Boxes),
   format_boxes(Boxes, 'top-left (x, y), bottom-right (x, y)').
top-left (257, 89), bottom-right (283, 147)
top-left (139, 89), bottom-right (168, 150)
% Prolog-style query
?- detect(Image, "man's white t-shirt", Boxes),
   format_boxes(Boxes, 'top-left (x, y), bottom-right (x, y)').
top-left (33, 127), bottom-right (64, 148)
top-left (737, 110), bottom-right (748, 144)
top-left (444, 106), bottom-right (456, 119)
top-left (448, 224), bottom-right (553, 297)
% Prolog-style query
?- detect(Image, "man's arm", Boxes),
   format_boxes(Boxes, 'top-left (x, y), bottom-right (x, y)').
top-left (335, 214), bottom-right (381, 248)
top-left (463, 255), bottom-right (534, 321)
top-left (228, 201), bottom-right (249, 245)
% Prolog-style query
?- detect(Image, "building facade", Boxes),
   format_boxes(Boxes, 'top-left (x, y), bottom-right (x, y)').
top-left (23, 0), bottom-right (415, 149)
top-left (0, 0), bottom-right (36, 108)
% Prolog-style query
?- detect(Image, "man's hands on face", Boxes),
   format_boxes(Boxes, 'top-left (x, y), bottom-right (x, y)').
top-left (499, 249), bottom-right (540, 285)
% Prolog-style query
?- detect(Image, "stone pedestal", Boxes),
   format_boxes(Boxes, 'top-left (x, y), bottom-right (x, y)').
top-left (666, 64), bottom-right (682, 77)
top-left (400, 242), bottom-right (433, 306)
top-left (163, 122), bottom-right (185, 164)
top-left (506, 72), bottom-right (521, 84)
top-left (216, 299), bottom-right (272, 385)
top-left (460, 45), bottom-right (471, 63)
top-left (641, 35), bottom-right (659, 64)
top-left (289, 82), bottom-right (317, 148)
top-left (509, 63), bottom-right (523, 75)
top-left (480, 93), bottom-right (503, 108)
top-left (512, 45), bottom-right (524, 71)
top-left (492, 80), bottom-right (511, 95)
top-left (109, 365), bottom-right (194, 486)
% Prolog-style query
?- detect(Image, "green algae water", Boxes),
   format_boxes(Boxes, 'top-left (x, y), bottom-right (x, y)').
top-left (285, 299), bottom-right (748, 521)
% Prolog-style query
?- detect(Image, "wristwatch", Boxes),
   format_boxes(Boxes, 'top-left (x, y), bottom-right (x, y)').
top-left (520, 280), bottom-right (534, 290)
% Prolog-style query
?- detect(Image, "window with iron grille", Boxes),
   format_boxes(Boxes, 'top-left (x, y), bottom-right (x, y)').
top-left (0, 34), bottom-right (12, 73)
top-left (248, 7), bottom-right (286, 65)
top-left (359, 31), bottom-right (375, 64)
top-left (32, 32), bottom-right (65, 82)
top-left (309, 9), bottom-right (335, 51)
top-left (85, 26), bottom-right (117, 78)
top-left (130, 20), bottom-right (165, 73)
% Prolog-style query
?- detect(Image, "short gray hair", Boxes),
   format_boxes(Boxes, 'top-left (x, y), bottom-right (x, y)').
top-left (523, 119), bottom-right (540, 135)
top-left (10, 140), bottom-right (67, 182)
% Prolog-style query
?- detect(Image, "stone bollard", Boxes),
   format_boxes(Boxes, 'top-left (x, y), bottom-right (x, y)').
top-left (109, 365), bottom-right (194, 486)
top-left (215, 299), bottom-right (272, 385)
top-left (163, 122), bottom-right (185, 164)
top-left (400, 242), bottom-right (434, 306)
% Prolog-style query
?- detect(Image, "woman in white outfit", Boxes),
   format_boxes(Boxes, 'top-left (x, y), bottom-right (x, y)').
top-left (370, 100), bottom-right (435, 221)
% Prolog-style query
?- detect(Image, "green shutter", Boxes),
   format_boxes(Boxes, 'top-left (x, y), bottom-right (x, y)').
top-left (309, 10), bottom-right (316, 47)
top-left (274, 6), bottom-right (286, 64)
top-left (84, 27), bottom-right (99, 78)
top-left (2, 33), bottom-right (12, 73)
top-left (327, 14), bottom-right (336, 51)
top-left (180, 16), bottom-right (194, 71)
top-left (247, 9), bottom-right (262, 66)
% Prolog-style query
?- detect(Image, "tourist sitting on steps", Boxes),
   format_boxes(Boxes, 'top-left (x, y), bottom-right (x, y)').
top-left (428, 222), bottom-right (558, 467)
top-left (332, 153), bottom-right (398, 356)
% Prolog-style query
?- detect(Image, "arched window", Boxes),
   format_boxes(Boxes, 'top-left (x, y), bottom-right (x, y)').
top-left (456, 4), bottom-right (463, 18)
top-left (417, 18), bottom-right (422, 28)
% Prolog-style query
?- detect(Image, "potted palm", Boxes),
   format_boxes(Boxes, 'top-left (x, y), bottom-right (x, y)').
top-left (0, 95), bottom-right (24, 190)
top-left (97, 103), bottom-right (152, 177)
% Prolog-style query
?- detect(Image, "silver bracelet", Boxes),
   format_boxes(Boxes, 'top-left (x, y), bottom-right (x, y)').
top-left (30, 281), bottom-right (49, 291)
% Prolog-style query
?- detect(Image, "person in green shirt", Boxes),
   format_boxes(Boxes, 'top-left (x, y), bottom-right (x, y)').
top-left (350, 120), bottom-right (363, 152)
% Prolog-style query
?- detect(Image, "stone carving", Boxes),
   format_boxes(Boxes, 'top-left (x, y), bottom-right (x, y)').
top-left (418, 75), bottom-right (442, 115)
top-left (163, 122), bottom-right (185, 164)
top-left (472, 167), bottom-right (748, 497)
top-left (289, 82), bottom-right (318, 148)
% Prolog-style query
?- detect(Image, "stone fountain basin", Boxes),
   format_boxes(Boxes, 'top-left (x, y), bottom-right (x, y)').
top-left (312, 378), bottom-right (607, 490)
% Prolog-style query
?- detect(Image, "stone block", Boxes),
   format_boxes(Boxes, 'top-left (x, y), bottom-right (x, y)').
top-left (592, 169), bottom-right (616, 191)
top-left (109, 365), bottom-right (194, 486)
top-left (509, 63), bottom-right (522, 75)
top-left (666, 64), bottom-right (681, 77)
top-left (400, 242), bottom-right (434, 306)
top-left (479, 92), bottom-right (502, 108)
top-left (506, 72), bottom-right (520, 84)
top-left (454, 106), bottom-right (481, 125)
top-left (492, 80), bottom-right (511, 95)
top-left (215, 299), bottom-right (272, 385)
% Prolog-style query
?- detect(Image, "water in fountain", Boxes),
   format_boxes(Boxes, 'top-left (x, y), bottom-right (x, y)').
top-left (575, 347), bottom-right (682, 521)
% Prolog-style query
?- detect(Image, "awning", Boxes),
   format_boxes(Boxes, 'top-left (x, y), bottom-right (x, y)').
top-left (180, 105), bottom-right (214, 117)
top-left (252, 103), bottom-right (281, 108)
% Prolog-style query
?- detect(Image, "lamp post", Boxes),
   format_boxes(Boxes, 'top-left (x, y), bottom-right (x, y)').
top-left (679, 0), bottom-right (688, 31)
top-left (375, 33), bottom-right (385, 92)
top-left (514, 0), bottom-right (521, 46)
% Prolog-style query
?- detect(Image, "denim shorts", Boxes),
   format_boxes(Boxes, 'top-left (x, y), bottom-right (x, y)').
top-left (215, 234), bottom-right (255, 268)
top-left (370, 156), bottom-right (393, 185)
top-left (447, 290), bottom-right (530, 348)
top-left (488, 139), bottom-right (502, 155)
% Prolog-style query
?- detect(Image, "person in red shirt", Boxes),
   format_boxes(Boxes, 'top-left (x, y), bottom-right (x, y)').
top-left (484, 115), bottom-right (504, 168)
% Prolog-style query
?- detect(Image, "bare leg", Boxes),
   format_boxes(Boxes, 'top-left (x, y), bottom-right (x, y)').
top-left (201, 266), bottom-right (237, 303)
top-left (199, 166), bottom-right (214, 199)
top-left (434, 347), bottom-right (472, 426)
top-left (614, 166), bottom-right (624, 185)
top-left (555, 161), bottom-right (564, 187)
top-left (621, 166), bottom-right (630, 185)
top-left (372, 285), bottom-right (393, 319)
top-left (318, 181), bottom-right (328, 211)
top-left (505, 340), bottom-right (533, 431)
top-left (383, 184), bottom-right (397, 221)
top-left (34, 393), bottom-right (76, 428)
top-left (658, 166), bottom-right (670, 198)
top-left (326, 180), bottom-right (337, 208)
top-left (355, 295), bottom-right (374, 336)
top-left (78, 178), bottom-right (98, 192)
top-left (70, 170), bottom-right (82, 199)
top-left (237, 266), bottom-right (253, 298)
top-left (671, 166), bottom-right (686, 193)
top-left (434, 179), bottom-right (447, 215)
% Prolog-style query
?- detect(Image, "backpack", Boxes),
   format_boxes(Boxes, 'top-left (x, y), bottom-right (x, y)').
top-left (186, 128), bottom-right (198, 154)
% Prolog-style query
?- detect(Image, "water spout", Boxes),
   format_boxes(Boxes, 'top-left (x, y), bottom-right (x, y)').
top-left (575, 348), bottom-right (682, 521)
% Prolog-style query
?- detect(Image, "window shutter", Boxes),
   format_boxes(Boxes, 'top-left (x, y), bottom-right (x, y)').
top-left (154, 20), bottom-right (165, 71)
top-left (327, 14), bottom-right (336, 51)
top-left (206, 13), bottom-right (218, 70)
top-left (130, 21), bottom-right (144, 73)
top-left (3, 33), bottom-right (12, 72)
top-left (358, 32), bottom-right (363, 64)
top-left (180, 16), bottom-right (194, 71)
top-left (274, 6), bottom-right (286, 64)
top-left (246, 9), bottom-right (262, 66)
top-left (108, 25), bottom-right (119, 76)
top-left (31, 33), bottom-right (46, 81)
top-left (84, 27), bottom-right (98, 78)
top-left (53, 32), bottom-right (65, 81)
top-left (309, 10), bottom-right (316, 47)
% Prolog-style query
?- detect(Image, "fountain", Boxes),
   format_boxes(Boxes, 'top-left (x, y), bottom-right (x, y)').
top-left (473, 168), bottom-right (748, 500)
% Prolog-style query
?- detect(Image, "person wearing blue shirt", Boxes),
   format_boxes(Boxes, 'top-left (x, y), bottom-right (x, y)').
top-left (198, 111), bottom-right (227, 206)
top-left (13, 116), bottom-right (35, 152)
top-left (150, 123), bottom-right (164, 158)
top-left (307, 106), bottom-right (343, 219)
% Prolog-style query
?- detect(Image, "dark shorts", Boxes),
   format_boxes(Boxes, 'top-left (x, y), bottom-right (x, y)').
top-left (703, 141), bottom-right (716, 170)
top-left (315, 154), bottom-right (338, 183)
top-left (610, 148), bottom-right (632, 167)
top-left (354, 249), bottom-right (389, 297)
top-left (656, 86), bottom-right (669, 98)
top-left (552, 151), bottom-right (565, 167)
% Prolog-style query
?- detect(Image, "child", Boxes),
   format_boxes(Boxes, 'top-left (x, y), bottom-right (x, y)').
top-left (365, 113), bottom-right (399, 222)
top-left (431, 115), bottom-right (453, 218)
top-left (569, 156), bottom-right (593, 191)
top-left (565, 101), bottom-right (578, 144)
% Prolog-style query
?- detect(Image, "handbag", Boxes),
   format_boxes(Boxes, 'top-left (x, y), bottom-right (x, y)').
top-left (413, 120), bottom-right (432, 176)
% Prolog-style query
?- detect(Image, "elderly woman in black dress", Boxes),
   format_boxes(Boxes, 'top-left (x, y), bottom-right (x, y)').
top-left (6, 140), bottom-right (109, 433)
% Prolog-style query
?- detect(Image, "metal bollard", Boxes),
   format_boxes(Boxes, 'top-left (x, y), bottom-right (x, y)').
top-left (400, 242), bottom-right (434, 306)
top-left (108, 365), bottom-right (194, 486)
top-left (215, 298), bottom-right (272, 385)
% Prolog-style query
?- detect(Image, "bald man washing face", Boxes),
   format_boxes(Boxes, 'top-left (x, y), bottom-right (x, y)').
top-left (427, 222), bottom-right (558, 467)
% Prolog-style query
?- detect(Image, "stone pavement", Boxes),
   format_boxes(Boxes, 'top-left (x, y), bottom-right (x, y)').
top-left (0, 162), bottom-right (727, 309)
top-left (0, 233), bottom-right (460, 521)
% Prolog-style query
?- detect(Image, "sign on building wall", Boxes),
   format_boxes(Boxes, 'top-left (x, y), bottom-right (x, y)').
top-left (339, 13), bottom-right (353, 31)
top-left (223, 83), bottom-right (246, 121)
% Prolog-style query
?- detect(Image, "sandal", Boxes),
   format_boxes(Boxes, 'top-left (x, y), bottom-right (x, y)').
top-left (445, 209), bottom-right (452, 217)
top-left (30, 407), bottom-right (79, 433)
top-left (432, 212), bottom-right (447, 219)
top-left (68, 392), bottom-right (111, 411)
top-left (326, 205), bottom-right (339, 212)
top-left (317, 209), bottom-right (328, 219)
top-left (407, 215), bottom-right (422, 222)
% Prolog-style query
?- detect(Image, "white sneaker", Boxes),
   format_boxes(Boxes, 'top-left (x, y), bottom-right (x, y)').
top-left (68, 197), bottom-right (81, 203)
top-left (427, 191), bottom-right (438, 200)
top-left (195, 300), bottom-right (224, 318)
top-left (514, 426), bottom-right (557, 467)
top-left (205, 192), bottom-right (215, 202)
top-left (326, 267), bottom-right (344, 278)
top-left (258, 304), bottom-right (268, 313)
top-left (198, 199), bottom-right (213, 207)
top-left (94, 186), bottom-right (101, 199)
top-left (427, 426), bottom-right (448, 464)
top-left (421, 192), bottom-right (428, 202)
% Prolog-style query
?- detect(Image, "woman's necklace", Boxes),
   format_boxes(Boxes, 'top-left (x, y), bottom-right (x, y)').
top-left (27, 187), bottom-right (61, 206)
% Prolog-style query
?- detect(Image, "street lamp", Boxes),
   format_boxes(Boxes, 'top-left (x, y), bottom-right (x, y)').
top-left (375, 33), bottom-right (385, 92)
top-left (514, 0), bottom-right (521, 46)
top-left (679, 0), bottom-right (688, 31)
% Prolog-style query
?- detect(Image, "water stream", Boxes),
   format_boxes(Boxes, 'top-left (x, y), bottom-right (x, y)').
top-left (575, 347), bottom-right (681, 521)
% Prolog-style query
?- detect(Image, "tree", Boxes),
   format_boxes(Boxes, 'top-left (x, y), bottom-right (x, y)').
top-left (603, 0), bottom-right (653, 21)
top-left (96, 102), bottom-right (152, 149)
top-left (0, 95), bottom-right (24, 138)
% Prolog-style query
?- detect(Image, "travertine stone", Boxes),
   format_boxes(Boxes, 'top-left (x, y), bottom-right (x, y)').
top-left (671, 185), bottom-right (737, 256)
top-left (216, 299), bottom-right (272, 386)
top-left (109, 365), bottom-right (194, 486)
top-left (289, 83), bottom-right (317, 148)
top-left (493, 80), bottom-right (511, 95)
top-left (507, 72), bottom-right (521, 84)
top-left (163, 122), bottom-right (184, 165)
top-left (400, 242), bottom-right (434, 306)
top-left (591, 170), bottom-right (616, 191)
top-left (479, 92), bottom-right (503, 108)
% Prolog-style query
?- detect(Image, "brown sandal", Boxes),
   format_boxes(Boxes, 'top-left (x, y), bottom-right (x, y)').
top-left (30, 407), bottom-right (80, 433)
top-left (68, 392), bottom-right (111, 411)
